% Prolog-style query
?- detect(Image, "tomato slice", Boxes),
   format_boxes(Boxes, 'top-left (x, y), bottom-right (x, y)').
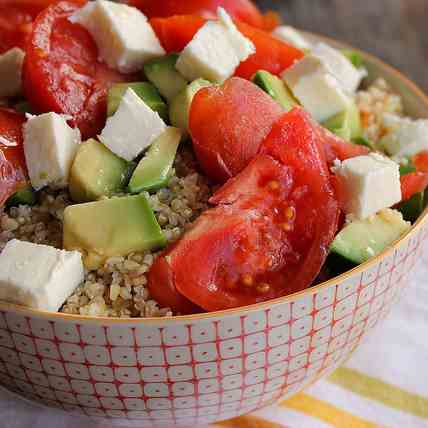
top-left (316, 126), bottom-right (370, 164)
top-left (400, 172), bottom-right (428, 202)
top-left (0, 1), bottom-right (61, 54)
top-left (22, 1), bottom-right (131, 139)
top-left (149, 109), bottom-right (339, 312)
top-left (189, 77), bottom-right (283, 183)
top-left (0, 108), bottom-right (28, 206)
top-left (147, 254), bottom-right (202, 315)
top-left (150, 15), bottom-right (206, 53)
top-left (150, 15), bottom-right (303, 78)
top-left (125, 0), bottom-right (275, 30)
top-left (413, 151), bottom-right (428, 173)
top-left (234, 22), bottom-right (304, 80)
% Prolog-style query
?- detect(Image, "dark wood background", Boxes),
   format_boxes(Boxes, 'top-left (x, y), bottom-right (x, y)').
top-left (255, 0), bottom-right (428, 92)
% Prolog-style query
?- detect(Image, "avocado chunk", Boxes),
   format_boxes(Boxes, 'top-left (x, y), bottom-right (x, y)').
top-left (69, 139), bottom-right (134, 203)
top-left (323, 99), bottom-right (362, 141)
top-left (331, 209), bottom-right (411, 264)
top-left (63, 194), bottom-right (166, 269)
top-left (144, 54), bottom-right (189, 101)
top-left (107, 82), bottom-right (168, 121)
top-left (129, 127), bottom-right (182, 193)
top-left (169, 79), bottom-right (211, 133)
top-left (6, 185), bottom-right (36, 208)
top-left (252, 70), bottom-right (298, 112)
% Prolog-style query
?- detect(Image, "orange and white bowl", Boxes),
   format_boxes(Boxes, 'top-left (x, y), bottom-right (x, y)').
top-left (0, 37), bottom-right (427, 427)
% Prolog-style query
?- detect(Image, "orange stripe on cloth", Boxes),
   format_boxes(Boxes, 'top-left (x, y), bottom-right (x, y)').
top-left (217, 415), bottom-right (289, 428)
top-left (281, 392), bottom-right (381, 428)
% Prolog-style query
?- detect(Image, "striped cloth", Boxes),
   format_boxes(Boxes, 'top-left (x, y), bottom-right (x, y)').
top-left (0, 243), bottom-right (427, 428)
top-left (208, 242), bottom-right (428, 428)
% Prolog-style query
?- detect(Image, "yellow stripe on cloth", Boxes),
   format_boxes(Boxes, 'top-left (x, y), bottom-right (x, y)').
top-left (217, 415), bottom-right (289, 428)
top-left (281, 393), bottom-right (381, 428)
top-left (329, 367), bottom-right (428, 420)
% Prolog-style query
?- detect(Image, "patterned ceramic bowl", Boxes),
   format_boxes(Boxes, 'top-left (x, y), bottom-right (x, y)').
top-left (0, 37), bottom-right (427, 427)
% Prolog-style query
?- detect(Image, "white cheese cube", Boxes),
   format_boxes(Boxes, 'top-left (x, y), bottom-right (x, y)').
top-left (380, 113), bottom-right (428, 159)
top-left (0, 48), bottom-right (25, 98)
top-left (100, 88), bottom-right (166, 161)
top-left (282, 55), bottom-right (351, 122)
top-left (272, 26), bottom-right (311, 50)
top-left (0, 240), bottom-right (84, 312)
top-left (333, 153), bottom-right (401, 220)
top-left (69, 0), bottom-right (165, 73)
top-left (24, 113), bottom-right (81, 190)
top-left (312, 43), bottom-right (367, 93)
top-left (176, 8), bottom-right (255, 83)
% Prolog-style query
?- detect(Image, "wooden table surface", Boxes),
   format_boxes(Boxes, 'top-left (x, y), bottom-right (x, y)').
top-left (256, 0), bottom-right (428, 92)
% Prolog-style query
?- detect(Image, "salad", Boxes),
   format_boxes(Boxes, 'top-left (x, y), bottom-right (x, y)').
top-left (0, 0), bottom-right (427, 318)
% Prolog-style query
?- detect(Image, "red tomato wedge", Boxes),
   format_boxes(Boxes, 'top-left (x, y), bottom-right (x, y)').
top-left (234, 22), bottom-right (304, 80)
top-left (125, 0), bottom-right (276, 30)
top-left (319, 127), bottom-right (370, 164)
top-left (189, 77), bottom-right (283, 183)
top-left (0, 108), bottom-right (28, 206)
top-left (0, 1), bottom-right (66, 53)
top-left (23, 1), bottom-right (131, 139)
top-left (413, 151), bottom-right (428, 173)
top-left (150, 15), bottom-right (206, 53)
top-left (400, 172), bottom-right (428, 202)
top-left (147, 255), bottom-right (202, 315)
top-left (148, 108), bottom-right (339, 312)
top-left (150, 15), bottom-right (303, 78)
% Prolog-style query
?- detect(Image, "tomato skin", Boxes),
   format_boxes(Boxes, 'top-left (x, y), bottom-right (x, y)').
top-left (234, 22), bottom-right (304, 80)
top-left (23, 1), bottom-right (129, 139)
top-left (0, 1), bottom-right (70, 54)
top-left (149, 108), bottom-right (339, 312)
top-left (125, 0), bottom-right (269, 29)
top-left (147, 254), bottom-right (202, 315)
top-left (0, 108), bottom-right (28, 206)
top-left (318, 126), bottom-right (370, 164)
top-left (189, 77), bottom-right (283, 183)
top-left (413, 151), bottom-right (428, 173)
top-left (150, 15), bottom-right (206, 53)
top-left (400, 172), bottom-right (428, 202)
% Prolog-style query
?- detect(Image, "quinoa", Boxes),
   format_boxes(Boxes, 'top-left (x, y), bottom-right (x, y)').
top-left (0, 147), bottom-right (212, 318)
top-left (0, 79), bottom-right (408, 318)
top-left (356, 78), bottom-right (404, 143)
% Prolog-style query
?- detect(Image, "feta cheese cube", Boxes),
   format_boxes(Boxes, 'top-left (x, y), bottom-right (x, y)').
top-left (69, 0), bottom-right (165, 73)
top-left (24, 113), bottom-right (81, 190)
top-left (0, 48), bottom-right (25, 98)
top-left (333, 153), bottom-right (401, 220)
top-left (100, 88), bottom-right (166, 161)
top-left (0, 240), bottom-right (84, 312)
top-left (380, 113), bottom-right (428, 159)
top-left (282, 55), bottom-right (351, 122)
top-left (312, 43), bottom-right (367, 93)
top-left (272, 26), bottom-right (311, 50)
top-left (176, 8), bottom-right (255, 83)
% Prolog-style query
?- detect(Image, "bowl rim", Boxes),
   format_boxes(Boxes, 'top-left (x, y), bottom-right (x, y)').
top-left (1, 33), bottom-right (427, 325)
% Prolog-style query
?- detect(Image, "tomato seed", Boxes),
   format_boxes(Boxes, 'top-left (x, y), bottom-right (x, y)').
top-left (257, 283), bottom-right (271, 294)
top-left (285, 206), bottom-right (295, 220)
top-left (267, 180), bottom-right (280, 191)
top-left (242, 274), bottom-right (254, 287)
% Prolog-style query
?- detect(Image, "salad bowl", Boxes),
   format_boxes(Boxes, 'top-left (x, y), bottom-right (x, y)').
top-left (0, 35), bottom-right (427, 427)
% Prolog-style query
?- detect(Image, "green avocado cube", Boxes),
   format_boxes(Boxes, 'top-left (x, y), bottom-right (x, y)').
top-left (144, 54), bottom-right (189, 101)
top-left (129, 127), bottom-right (182, 193)
top-left (107, 82), bottom-right (168, 121)
top-left (252, 70), bottom-right (298, 112)
top-left (69, 139), bottom-right (134, 203)
top-left (169, 79), bottom-right (211, 134)
top-left (323, 99), bottom-right (362, 141)
top-left (331, 209), bottom-right (410, 264)
top-left (64, 194), bottom-right (166, 269)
